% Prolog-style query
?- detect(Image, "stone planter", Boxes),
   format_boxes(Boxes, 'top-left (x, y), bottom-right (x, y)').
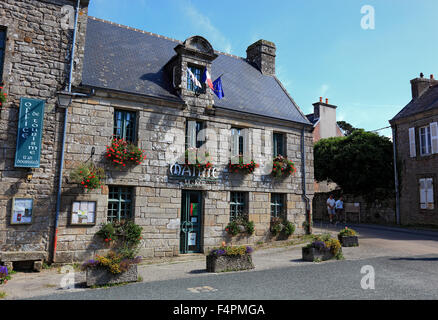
top-left (86, 265), bottom-right (138, 287)
top-left (206, 254), bottom-right (254, 273)
top-left (302, 247), bottom-right (335, 262)
top-left (338, 235), bottom-right (359, 247)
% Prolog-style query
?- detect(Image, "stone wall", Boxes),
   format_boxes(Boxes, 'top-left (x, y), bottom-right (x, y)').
top-left (393, 111), bottom-right (438, 226)
top-left (54, 90), bottom-right (314, 262)
top-left (0, 0), bottom-right (89, 260)
top-left (313, 191), bottom-right (396, 225)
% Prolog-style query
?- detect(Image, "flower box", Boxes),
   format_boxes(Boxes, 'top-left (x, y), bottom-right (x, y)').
top-left (206, 254), bottom-right (254, 273)
top-left (302, 247), bottom-right (334, 262)
top-left (86, 264), bottom-right (138, 287)
top-left (338, 235), bottom-right (359, 247)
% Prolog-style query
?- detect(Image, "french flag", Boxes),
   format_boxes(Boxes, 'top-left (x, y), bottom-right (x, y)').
top-left (202, 69), bottom-right (214, 90)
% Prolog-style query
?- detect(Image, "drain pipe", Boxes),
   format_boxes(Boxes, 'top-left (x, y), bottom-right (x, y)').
top-left (52, 0), bottom-right (81, 263)
top-left (392, 126), bottom-right (400, 225)
top-left (301, 127), bottom-right (312, 234)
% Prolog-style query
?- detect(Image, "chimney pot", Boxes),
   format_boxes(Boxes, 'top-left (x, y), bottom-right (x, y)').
top-left (420, 72), bottom-right (424, 78)
top-left (325, 98), bottom-right (328, 104)
top-left (319, 97), bottom-right (323, 102)
top-left (431, 74), bottom-right (434, 80)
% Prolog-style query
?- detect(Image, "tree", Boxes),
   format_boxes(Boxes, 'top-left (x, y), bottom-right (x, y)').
top-left (337, 121), bottom-right (358, 136)
top-left (314, 129), bottom-right (394, 196)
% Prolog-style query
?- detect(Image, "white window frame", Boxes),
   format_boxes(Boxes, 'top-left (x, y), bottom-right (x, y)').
top-left (419, 126), bottom-right (432, 156)
top-left (419, 177), bottom-right (435, 210)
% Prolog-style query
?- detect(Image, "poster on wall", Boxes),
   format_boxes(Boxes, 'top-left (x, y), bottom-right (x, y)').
top-left (11, 198), bottom-right (33, 224)
top-left (188, 232), bottom-right (196, 246)
top-left (71, 201), bottom-right (96, 225)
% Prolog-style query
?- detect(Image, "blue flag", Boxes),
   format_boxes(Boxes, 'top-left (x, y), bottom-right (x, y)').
top-left (212, 77), bottom-right (224, 99)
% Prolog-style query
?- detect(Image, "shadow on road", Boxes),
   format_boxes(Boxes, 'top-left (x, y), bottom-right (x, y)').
top-left (389, 257), bottom-right (438, 262)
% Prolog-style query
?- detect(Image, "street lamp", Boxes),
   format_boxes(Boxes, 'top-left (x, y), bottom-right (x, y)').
top-left (56, 91), bottom-right (73, 109)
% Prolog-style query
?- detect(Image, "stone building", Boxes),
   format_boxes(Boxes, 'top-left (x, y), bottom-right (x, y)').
top-left (306, 98), bottom-right (344, 193)
top-left (0, 0), bottom-right (314, 266)
top-left (390, 73), bottom-right (438, 226)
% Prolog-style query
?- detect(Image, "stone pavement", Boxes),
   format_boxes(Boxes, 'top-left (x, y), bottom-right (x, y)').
top-left (2, 223), bottom-right (438, 300)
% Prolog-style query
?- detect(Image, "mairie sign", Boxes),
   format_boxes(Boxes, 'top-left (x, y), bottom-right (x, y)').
top-left (14, 98), bottom-right (45, 168)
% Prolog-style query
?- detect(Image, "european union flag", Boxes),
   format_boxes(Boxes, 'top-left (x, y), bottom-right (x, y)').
top-left (212, 77), bottom-right (224, 99)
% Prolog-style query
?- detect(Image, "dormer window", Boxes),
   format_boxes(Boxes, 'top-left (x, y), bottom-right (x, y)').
top-left (187, 65), bottom-right (204, 94)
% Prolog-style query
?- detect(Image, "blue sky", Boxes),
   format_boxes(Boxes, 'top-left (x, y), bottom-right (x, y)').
top-left (88, 0), bottom-right (438, 137)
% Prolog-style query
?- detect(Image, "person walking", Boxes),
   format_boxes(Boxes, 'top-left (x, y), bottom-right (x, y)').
top-left (335, 196), bottom-right (345, 225)
top-left (327, 194), bottom-right (336, 224)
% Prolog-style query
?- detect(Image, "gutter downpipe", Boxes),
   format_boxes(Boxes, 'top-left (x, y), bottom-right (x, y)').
top-left (52, 0), bottom-right (80, 263)
top-left (301, 127), bottom-right (312, 234)
top-left (392, 125), bottom-right (400, 225)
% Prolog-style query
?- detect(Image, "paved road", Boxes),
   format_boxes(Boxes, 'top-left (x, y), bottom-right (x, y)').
top-left (27, 223), bottom-right (438, 300)
top-left (33, 254), bottom-right (438, 300)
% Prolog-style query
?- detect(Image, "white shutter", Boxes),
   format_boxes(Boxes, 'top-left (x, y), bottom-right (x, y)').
top-left (419, 178), bottom-right (427, 209)
top-left (230, 128), bottom-right (239, 164)
top-left (430, 122), bottom-right (438, 154)
top-left (426, 178), bottom-right (434, 209)
top-left (187, 120), bottom-right (197, 149)
top-left (409, 127), bottom-right (416, 158)
top-left (242, 128), bottom-right (250, 163)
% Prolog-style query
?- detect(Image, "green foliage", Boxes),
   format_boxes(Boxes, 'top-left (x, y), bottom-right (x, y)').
top-left (225, 216), bottom-right (255, 237)
top-left (270, 217), bottom-right (295, 237)
top-left (272, 155), bottom-right (296, 178)
top-left (0, 86), bottom-right (6, 108)
top-left (314, 129), bottom-right (394, 196)
top-left (69, 162), bottom-right (105, 191)
top-left (338, 227), bottom-right (357, 237)
top-left (337, 121), bottom-right (358, 136)
top-left (96, 220), bottom-right (143, 259)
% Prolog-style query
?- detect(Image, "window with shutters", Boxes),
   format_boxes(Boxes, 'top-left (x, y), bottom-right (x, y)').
top-left (230, 192), bottom-right (247, 221)
top-left (419, 178), bottom-right (434, 210)
top-left (114, 109), bottom-right (136, 143)
top-left (107, 186), bottom-right (134, 222)
top-left (273, 133), bottom-right (285, 157)
top-left (419, 126), bottom-right (432, 156)
top-left (186, 120), bottom-right (205, 149)
top-left (271, 193), bottom-right (285, 218)
top-left (231, 127), bottom-right (250, 163)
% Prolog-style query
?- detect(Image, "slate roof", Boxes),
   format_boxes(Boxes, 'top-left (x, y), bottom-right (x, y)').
top-left (306, 113), bottom-right (318, 125)
top-left (81, 17), bottom-right (311, 125)
top-left (391, 83), bottom-right (438, 122)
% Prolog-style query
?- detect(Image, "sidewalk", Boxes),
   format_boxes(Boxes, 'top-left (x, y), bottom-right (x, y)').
top-left (0, 241), bottom-right (312, 300)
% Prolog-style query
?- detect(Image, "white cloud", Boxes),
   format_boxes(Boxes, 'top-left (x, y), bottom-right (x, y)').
top-left (181, 2), bottom-right (232, 54)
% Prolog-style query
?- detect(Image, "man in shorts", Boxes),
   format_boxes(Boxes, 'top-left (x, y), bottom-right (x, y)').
top-left (327, 194), bottom-right (336, 224)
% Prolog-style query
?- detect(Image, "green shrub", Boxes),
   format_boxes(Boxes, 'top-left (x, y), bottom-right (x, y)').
top-left (338, 227), bottom-right (357, 237)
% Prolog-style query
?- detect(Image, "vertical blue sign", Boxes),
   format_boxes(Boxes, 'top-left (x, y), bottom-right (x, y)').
top-left (14, 98), bottom-right (45, 168)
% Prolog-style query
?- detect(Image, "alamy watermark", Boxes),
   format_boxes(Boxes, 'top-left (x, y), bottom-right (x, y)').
top-left (361, 5), bottom-right (375, 30)
top-left (360, 265), bottom-right (375, 290)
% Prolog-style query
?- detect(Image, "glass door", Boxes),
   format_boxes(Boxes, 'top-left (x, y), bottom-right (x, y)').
top-left (180, 191), bottom-right (203, 253)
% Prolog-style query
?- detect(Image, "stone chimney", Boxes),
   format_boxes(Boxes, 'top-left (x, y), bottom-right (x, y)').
top-left (246, 40), bottom-right (276, 76)
top-left (411, 73), bottom-right (438, 99)
top-left (312, 98), bottom-right (338, 139)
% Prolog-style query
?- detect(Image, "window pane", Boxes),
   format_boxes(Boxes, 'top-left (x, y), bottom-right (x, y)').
top-left (187, 66), bottom-right (203, 93)
top-left (108, 186), bottom-right (133, 222)
top-left (114, 110), bottom-right (136, 142)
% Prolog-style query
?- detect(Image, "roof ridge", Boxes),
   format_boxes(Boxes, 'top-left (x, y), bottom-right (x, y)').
top-left (88, 16), bottom-right (245, 61)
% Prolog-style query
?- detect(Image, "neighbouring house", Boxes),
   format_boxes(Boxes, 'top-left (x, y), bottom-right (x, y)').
top-left (390, 73), bottom-right (438, 226)
top-left (0, 0), bottom-right (314, 267)
top-left (306, 98), bottom-right (345, 193)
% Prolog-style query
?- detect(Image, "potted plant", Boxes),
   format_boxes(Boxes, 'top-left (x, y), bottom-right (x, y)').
top-left (272, 155), bottom-right (296, 178)
top-left (82, 220), bottom-right (143, 286)
top-left (0, 266), bottom-right (10, 285)
top-left (270, 217), bottom-right (295, 239)
top-left (106, 137), bottom-right (146, 168)
top-left (225, 216), bottom-right (255, 237)
top-left (69, 162), bottom-right (105, 192)
top-left (0, 86), bottom-right (6, 109)
top-left (302, 234), bottom-right (343, 262)
top-left (206, 245), bottom-right (255, 272)
top-left (338, 227), bottom-right (359, 247)
top-left (228, 156), bottom-right (259, 174)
